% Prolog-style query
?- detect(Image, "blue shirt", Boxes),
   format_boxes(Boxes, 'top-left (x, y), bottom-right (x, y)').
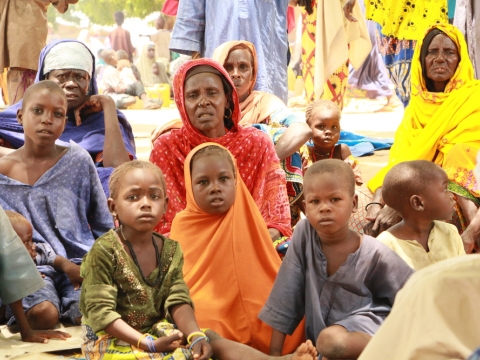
top-left (0, 142), bottom-right (113, 264)
top-left (170, 0), bottom-right (289, 103)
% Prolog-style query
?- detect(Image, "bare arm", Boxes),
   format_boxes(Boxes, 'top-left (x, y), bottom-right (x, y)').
top-left (456, 196), bottom-right (480, 253)
top-left (340, 143), bottom-right (352, 160)
top-left (171, 304), bottom-right (212, 360)
top-left (275, 122), bottom-right (311, 161)
top-left (105, 318), bottom-right (183, 352)
top-left (269, 328), bottom-right (286, 356)
top-left (74, 95), bottom-right (130, 168)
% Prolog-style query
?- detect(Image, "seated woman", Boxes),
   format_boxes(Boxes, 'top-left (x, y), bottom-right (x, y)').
top-left (0, 40), bottom-right (136, 194)
top-left (365, 24), bottom-right (480, 252)
top-left (212, 41), bottom-right (312, 224)
top-left (150, 59), bottom-right (292, 240)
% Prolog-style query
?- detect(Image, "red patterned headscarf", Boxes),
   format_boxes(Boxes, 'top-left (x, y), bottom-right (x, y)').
top-left (150, 58), bottom-right (291, 236)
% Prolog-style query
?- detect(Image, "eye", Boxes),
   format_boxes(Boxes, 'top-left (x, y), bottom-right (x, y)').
top-left (220, 176), bottom-right (230, 182)
top-left (331, 198), bottom-right (341, 202)
top-left (208, 90), bottom-right (218, 96)
top-left (239, 64), bottom-right (249, 70)
top-left (224, 65), bottom-right (233, 72)
top-left (186, 92), bottom-right (198, 99)
top-left (32, 107), bottom-right (42, 114)
top-left (54, 111), bottom-right (65, 117)
top-left (310, 199), bottom-right (319, 204)
top-left (198, 180), bottom-right (208, 185)
top-left (332, 125), bottom-right (338, 130)
top-left (150, 193), bottom-right (160, 199)
top-left (126, 194), bottom-right (138, 200)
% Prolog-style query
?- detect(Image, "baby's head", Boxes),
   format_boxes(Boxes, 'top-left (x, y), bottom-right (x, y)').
top-left (19, 80), bottom-right (67, 142)
top-left (116, 49), bottom-right (129, 61)
top-left (306, 100), bottom-right (341, 151)
top-left (101, 49), bottom-right (117, 67)
top-left (303, 159), bottom-right (357, 236)
top-left (189, 145), bottom-right (237, 215)
top-left (108, 161), bottom-right (168, 232)
top-left (383, 160), bottom-right (455, 221)
top-left (5, 211), bottom-right (36, 260)
top-left (152, 62), bottom-right (160, 76)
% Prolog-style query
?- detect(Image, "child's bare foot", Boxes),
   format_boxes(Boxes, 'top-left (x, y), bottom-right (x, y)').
top-left (291, 340), bottom-right (318, 360)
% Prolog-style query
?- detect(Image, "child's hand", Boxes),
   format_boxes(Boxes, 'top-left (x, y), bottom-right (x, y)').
top-left (74, 95), bottom-right (115, 126)
top-left (39, 272), bottom-right (45, 279)
top-left (63, 262), bottom-right (83, 290)
top-left (21, 328), bottom-right (71, 343)
top-left (191, 338), bottom-right (213, 360)
top-left (153, 331), bottom-right (183, 353)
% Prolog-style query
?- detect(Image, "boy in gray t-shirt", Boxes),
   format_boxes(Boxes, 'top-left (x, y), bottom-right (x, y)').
top-left (259, 159), bottom-right (414, 359)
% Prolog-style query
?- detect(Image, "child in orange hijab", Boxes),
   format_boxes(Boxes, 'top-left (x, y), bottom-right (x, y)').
top-left (170, 143), bottom-right (304, 355)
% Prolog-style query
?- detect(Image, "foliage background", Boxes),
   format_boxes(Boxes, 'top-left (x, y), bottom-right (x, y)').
top-left (47, 0), bottom-right (165, 27)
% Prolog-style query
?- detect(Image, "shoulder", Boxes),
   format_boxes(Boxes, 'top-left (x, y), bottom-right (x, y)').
top-left (0, 150), bottom-right (22, 177)
top-left (432, 220), bottom-right (459, 234)
top-left (68, 141), bottom-right (96, 161)
top-left (339, 143), bottom-right (351, 158)
top-left (360, 234), bottom-right (399, 258)
top-left (291, 219), bottom-right (316, 248)
top-left (84, 230), bottom-right (118, 263)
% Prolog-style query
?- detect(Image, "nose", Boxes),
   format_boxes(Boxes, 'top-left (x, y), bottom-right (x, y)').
top-left (318, 201), bottom-right (330, 213)
top-left (198, 93), bottom-right (211, 107)
top-left (140, 195), bottom-right (152, 208)
top-left (434, 51), bottom-right (446, 63)
top-left (208, 181), bottom-right (221, 194)
top-left (230, 67), bottom-right (240, 78)
top-left (41, 112), bottom-right (53, 124)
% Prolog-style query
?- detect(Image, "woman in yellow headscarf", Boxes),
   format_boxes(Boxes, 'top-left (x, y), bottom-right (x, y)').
top-left (365, 24), bottom-right (480, 252)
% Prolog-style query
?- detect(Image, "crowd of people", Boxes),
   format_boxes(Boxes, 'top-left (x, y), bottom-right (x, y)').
top-left (1, 0), bottom-right (480, 360)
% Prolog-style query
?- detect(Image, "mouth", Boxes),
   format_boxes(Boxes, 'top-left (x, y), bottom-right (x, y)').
top-left (138, 214), bottom-right (155, 220)
top-left (318, 218), bottom-right (334, 225)
top-left (210, 197), bottom-right (225, 207)
top-left (197, 112), bottom-right (214, 120)
top-left (65, 92), bottom-right (79, 99)
top-left (37, 129), bottom-right (53, 135)
top-left (433, 67), bottom-right (447, 73)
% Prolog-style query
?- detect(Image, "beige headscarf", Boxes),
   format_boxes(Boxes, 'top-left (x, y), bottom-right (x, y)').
top-left (212, 40), bottom-right (286, 126)
top-left (135, 42), bottom-right (156, 86)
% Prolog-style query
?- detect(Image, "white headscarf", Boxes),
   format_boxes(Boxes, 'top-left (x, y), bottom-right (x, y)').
top-left (43, 42), bottom-right (93, 76)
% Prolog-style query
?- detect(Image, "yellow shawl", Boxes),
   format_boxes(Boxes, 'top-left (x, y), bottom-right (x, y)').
top-left (212, 40), bottom-right (287, 126)
top-left (368, 24), bottom-right (480, 197)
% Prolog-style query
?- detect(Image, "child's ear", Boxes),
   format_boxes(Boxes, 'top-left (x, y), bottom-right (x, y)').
top-left (107, 197), bottom-right (117, 214)
top-left (351, 193), bottom-right (359, 213)
top-left (410, 195), bottom-right (425, 211)
top-left (17, 108), bottom-right (23, 125)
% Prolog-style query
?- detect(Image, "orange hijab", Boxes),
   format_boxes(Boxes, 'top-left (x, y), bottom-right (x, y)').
top-left (212, 40), bottom-right (286, 126)
top-left (170, 143), bottom-right (302, 354)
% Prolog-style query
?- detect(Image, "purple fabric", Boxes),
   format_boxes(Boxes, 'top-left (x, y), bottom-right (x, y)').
top-left (348, 2), bottom-right (393, 99)
top-left (0, 40), bottom-right (136, 194)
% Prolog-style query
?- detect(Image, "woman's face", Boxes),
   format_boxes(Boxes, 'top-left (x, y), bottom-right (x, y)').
top-left (424, 34), bottom-right (460, 92)
top-left (223, 48), bottom-right (254, 103)
top-left (47, 69), bottom-right (90, 110)
top-left (184, 72), bottom-right (229, 138)
top-left (147, 46), bottom-right (155, 59)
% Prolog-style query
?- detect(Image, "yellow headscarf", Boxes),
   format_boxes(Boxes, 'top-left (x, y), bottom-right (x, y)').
top-left (368, 24), bottom-right (480, 197)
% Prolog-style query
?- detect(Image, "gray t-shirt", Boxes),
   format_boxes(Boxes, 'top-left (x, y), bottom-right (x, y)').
top-left (259, 219), bottom-right (414, 342)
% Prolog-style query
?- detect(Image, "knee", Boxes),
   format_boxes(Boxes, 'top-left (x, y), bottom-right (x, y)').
top-left (26, 301), bottom-right (59, 330)
top-left (316, 327), bottom-right (347, 358)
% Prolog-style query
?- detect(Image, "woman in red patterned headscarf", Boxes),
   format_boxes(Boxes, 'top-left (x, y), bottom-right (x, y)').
top-left (150, 58), bottom-right (291, 239)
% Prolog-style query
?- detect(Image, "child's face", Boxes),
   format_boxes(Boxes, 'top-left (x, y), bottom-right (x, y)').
top-left (420, 170), bottom-right (455, 220)
top-left (18, 89), bottom-right (67, 145)
top-left (13, 221), bottom-right (36, 260)
top-left (309, 109), bottom-right (341, 150)
top-left (108, 168), bottom-right (168, 233)
top-left (152, 63), bottom-right (159, 75)
top-left (191, 154), bottom-right (236, 215)
top-left (303, 173), bottom-right (357, 238)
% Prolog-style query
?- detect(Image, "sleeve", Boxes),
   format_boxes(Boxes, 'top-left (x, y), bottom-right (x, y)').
top-left (258, 221), bottom-right (307, 334)
top-left (366, 240), bottom-right (415, 306)
top-left (0, 206), bottom-right (44, 304)
top-left (169, 0), bottom-right (206, 54)
top-left (35, 242), bottom-right (57, 267)
top-left (86, 153), bottom-right (114, 238)
top-left (255, 134), bottom-right (292, 237)
top-left (164, 244), bottom-right (194, 321)
top-left (449, 224), bottom-right (466, 256)
top-left (80, 239), bottom-right (121, 333)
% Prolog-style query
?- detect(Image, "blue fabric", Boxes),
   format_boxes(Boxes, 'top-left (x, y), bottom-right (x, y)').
top-left (4, 267), bottom-right (81, 325)
top-left (305, 131), bottom-right (393, 157)
top-left (0, 39), bottom-right (136, 194)
top-left (0, 142), bottom-right (113, 263)
top-left (170, 0), bottom-right (289, 103)
top-left (468, 347), bottom-right (480, 360)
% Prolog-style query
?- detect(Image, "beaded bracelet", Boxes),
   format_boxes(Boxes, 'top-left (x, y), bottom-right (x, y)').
top-left (137, 333), bottom-right (149, 349)
top-left (187, 331), bottom-right (205, 344)
top-left (189, 335), bottom-right (209, 351)
top-left (365, 202), bottom-right (383, 212)
top-left (146, 335), bottom-right (157, 353)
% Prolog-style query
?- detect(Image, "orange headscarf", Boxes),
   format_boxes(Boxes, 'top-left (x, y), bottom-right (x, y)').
top-left (170, 142), bottom-right (302, 354)
top-left (212, 40), bottom-right (287, 126)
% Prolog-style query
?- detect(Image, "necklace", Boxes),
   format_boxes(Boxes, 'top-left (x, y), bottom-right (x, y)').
top-left (120, 226), bottom-right (162, 287)
top-left (313, 146), bottom-right (335, 162)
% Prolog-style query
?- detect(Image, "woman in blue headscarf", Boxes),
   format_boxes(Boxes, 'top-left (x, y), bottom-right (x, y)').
top-left (0, 40), bottom-right (136, 195)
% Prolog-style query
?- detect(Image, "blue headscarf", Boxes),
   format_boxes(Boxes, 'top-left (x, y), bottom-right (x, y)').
top-left (0, 39), bottom-right (136, 194)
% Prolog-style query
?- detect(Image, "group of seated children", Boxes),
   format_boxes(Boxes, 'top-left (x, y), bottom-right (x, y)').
top-left (0, 80), bottom-right (469, 359)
